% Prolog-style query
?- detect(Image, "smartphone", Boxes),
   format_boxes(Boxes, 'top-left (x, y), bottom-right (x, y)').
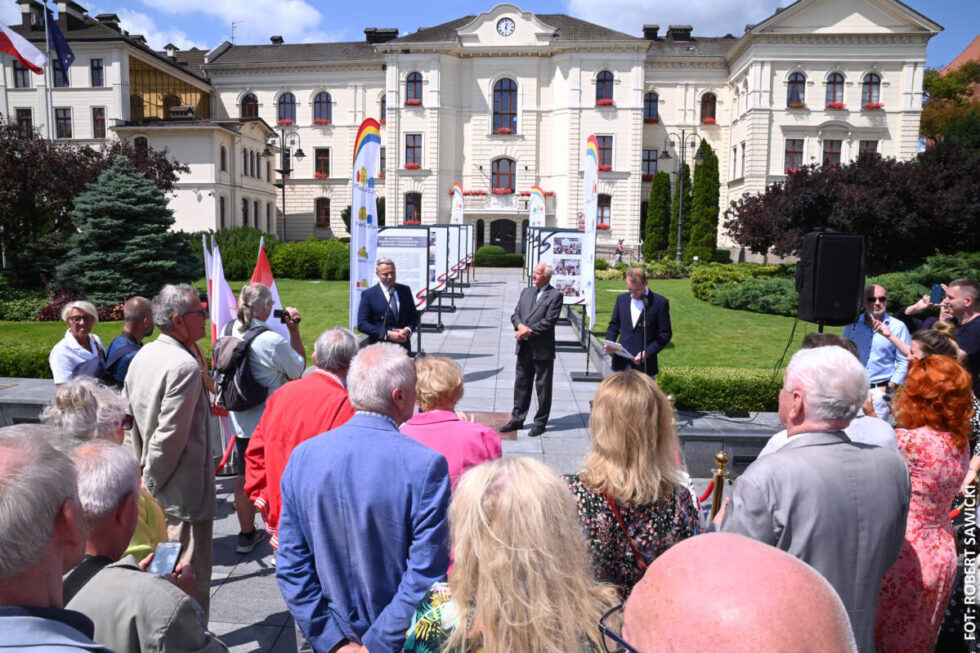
top-left (930, 284), bottom-right (943, 304)
top-left (146, 541), bottom-right (181, 575)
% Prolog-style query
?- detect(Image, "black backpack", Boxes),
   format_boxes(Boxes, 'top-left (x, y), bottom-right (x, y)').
top-left (211, 325), bottom-right (269, 412)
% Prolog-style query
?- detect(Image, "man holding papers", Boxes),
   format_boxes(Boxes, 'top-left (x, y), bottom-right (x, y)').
top-left (604, 267), bottom-right (672, 378)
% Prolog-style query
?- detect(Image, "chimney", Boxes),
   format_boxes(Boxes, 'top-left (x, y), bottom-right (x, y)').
top-left (56, 1), bottom-right (87, 32)
top-left (666, 25), bottom-right (693, 41)
top-left (642, 24), bottom-right (659, 40)
top-left (270, 35), bottom-right (284, 45)
top-left (131, 34), bottom-right (147, 46)
top-left (364, 27), bottom-right (399, 44)
top-left (164, 43), bottom-right (179, 59)
top-left (95, 13), bottom-right (120, 31)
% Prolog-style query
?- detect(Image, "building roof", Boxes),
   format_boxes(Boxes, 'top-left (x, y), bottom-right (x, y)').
top-left (206, 41), bottom-right (382, 66)
top-left (393, 13), bottom-right (642, 43)
top-left (942, 33), bottom-right (980, 74)
top-left (647, 35), bottom-right (737, 58)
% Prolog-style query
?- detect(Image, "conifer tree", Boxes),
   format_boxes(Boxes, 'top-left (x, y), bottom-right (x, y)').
top-left (54, 157), bottom-right (198, 304)
top-left (643, 171), bottom-right (671, 261)
top-left (668, 162), bottom-right (692, 258)
top-left (688, 140), bottom-right (721, 260)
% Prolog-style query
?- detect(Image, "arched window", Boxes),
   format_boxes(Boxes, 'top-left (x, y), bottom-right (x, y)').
top-left (220, 146), bottom-right (227, 172)
top-left (253, 201), bottom-right (260, 228)
top-left (596, 71), bottom-right (614, 104)
top-left (787, 73), bottom-right (806, 107)
top-left (700, 93), bottom-right (717, 123)
top-left (241, 93), bottom-right (259, 118)
top-left (643, 92), bottom-right (659, 122)
top-left (219, 196), bottom-right (226, 229)
top-left (493, 78), bottom-right (517, 133)
top-left (825, 73), bottom-right (844, 106)
top-left (492, 158), bottom-right (516, 191)
top-left (598, 194), bottom-right (611, 228)
top-left (862, 73), bottom-right (881, 107)
top-left (405, 192), bottom-right (422, 223)
top-left (406, 72), bottom-right (422, 104)
top-left (251, 150), bottom-right (257, 177)
top-left (315, 198), bottom-right (330, 227)
top-left (241, 198), bottom-right (249, 226)
top-left (313, 92), bottom-right (332, 124)
top-left (266, 204), bottom-right (272, 233)
top-left (380, 95), bottom-right (387, 123)
top-left (277, 93), bottom-right (296, 124)
top-left (242, 148), bottom-right (248, 176)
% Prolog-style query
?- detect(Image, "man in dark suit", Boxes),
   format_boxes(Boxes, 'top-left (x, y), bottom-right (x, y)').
top-left (502, 263), bottom-right (563, 437)
top-left (604, 267), bottom-right (672, 377)
top-left (357, 258), bottom-right (421, 353)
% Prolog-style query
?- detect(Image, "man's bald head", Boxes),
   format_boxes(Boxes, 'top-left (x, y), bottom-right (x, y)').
top-left (623, 533), bottom-right (856, 652)
top-left (123, 296), bottom-right (154, 339)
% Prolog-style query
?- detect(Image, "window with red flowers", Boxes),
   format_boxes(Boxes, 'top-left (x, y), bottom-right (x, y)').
top-left (642, 149), bottom-right (658, 179)
top-left (825, 73), bottom-right (844, 106)
top-left (405, 193), bottom-right (422, 223)
top-left (598, 194), bottom-right (611, 228)
top-left (784, 139), bottom-right (803, 172)
top-left (597, 135), bottom-right (612, 169)
top-left (643, 92), bottom-right (659, 122)
top-left (278, 92), bottom-right (296, 124)
top-left (492, 158), bottom-right (515, 192)
top-left (862, 73), bottom-right (881, 107)
top-left (315, 148), bottom-right (330, 178)
top-left (596, 71), bottom-right (614, 104)
top-left (822, 139), bottom-right (842, 167)
top-left (315, 198), bottom-right (330, 227)
top-left (787, 73), bottom-right (806, 107)
top-left (313, 92), bottom-right (332, 124)
top-left (406, 72), bottom-right (422, 104)
top-left (241, 93), bottom-right (258, 118)
top-left (405, 134), bottom-right (421, 167)
top-left (493, 78), bottom-right (517, 133)
top-left (700, 93), bottom-right (716, 123)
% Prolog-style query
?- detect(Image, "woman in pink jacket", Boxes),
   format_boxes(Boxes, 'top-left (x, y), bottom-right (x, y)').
top-left (401, 355), bottom-right (502, 490)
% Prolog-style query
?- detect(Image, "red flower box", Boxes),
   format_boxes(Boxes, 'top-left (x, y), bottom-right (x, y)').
top-left (314, 172), bottom-right (328, 179)
top-left (277, 119), bottom-right (294, 126)
top-left (598, 164), bottom-right (612, 172)
top-left (825, 102), bottom-right (845, 110)
top-left (492, 187), bottom-right (513, 195)
top-left (787, 103), bottom-right (806, 109)
top-left (642, 174), bottom-right (653, 181)
top-left (784, 168), bottom-right (801, 174)
top-left (494, 127), bottom-right (513, 135)
top-left (863, 102), bottom-right (884, 110)
top-left (405, 162), bottom-right (421, 170)
top-left (597, 99), bottom-right (615, 107)
top-left (519, 191), bottom-right (531, 196)
top-left (644, 117), bottom-right (659, 124)
top-left (313, 119), bottom-right (330, 125)
top-left (404, 219), bottom-right (421, 225)
top-left (405, 98), bottom-right (421, 106)
top-left (544, 191), bottom-right (556, 196)
top-left (701, 117), bottom-right (716, 125)
top-left (463, 190), bottom-right (487, 196)
top-left (597, 223), bottom-right (611, 230)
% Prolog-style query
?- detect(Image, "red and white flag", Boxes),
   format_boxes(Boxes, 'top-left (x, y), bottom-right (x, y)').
top-left (0, 22), bottom-right (45, 74)
top-left (209, 239), bottom-right (238, 344)
top-left (251, 238), bottom-right (289, 340)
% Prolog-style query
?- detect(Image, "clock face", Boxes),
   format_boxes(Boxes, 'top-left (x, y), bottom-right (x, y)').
top-left (497, 17), bottom-right (515, 36)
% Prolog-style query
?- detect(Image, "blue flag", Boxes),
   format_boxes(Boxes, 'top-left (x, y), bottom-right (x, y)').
top-left (45, 10), bottom-right (74, 72)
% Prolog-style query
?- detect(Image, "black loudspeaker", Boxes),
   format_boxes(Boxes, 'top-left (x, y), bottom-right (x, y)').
top-left (796, 232), bottom-right (865, 326)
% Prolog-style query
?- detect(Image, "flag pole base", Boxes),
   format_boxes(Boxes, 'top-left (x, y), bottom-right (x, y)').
top-left (570, 372), bottom-right (604, 383)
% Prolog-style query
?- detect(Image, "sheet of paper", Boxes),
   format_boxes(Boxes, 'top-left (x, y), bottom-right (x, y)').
top-left (603, 339), bottom-right (636, 360)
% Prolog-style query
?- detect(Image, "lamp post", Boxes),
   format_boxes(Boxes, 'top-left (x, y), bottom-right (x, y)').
top-left (659, 129), bottom-right (704, 262)
top-left (262, 128), bottom-right (305, 241)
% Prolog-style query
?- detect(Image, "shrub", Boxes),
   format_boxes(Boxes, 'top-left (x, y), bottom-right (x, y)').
top-left (269, 238), bottom-right (350, 280)
top-left (658, 367), bottom-right (780, 411)
top-left (476, 245), bottom-right (506, 256)
top-left (708, 278), bottom-right (799, 316)
top-left (183, 227), bottom-right (279, 280)
top-left (867, 252), bottom-right (980, 310)
top-left (689, 262), bottom-right (793, 301)
top-left (0, 345), bottom-right (51, 378)
top-left (595, 258), bottom-right (610, 271)
top-left (596, 269), bottom-right (624, 280)
top-left (0, 279), bottom-right (48, 321)
top-left (645, 258), bottom-right (692, 280)
top-left (474, 253), bottom-right (524, 267)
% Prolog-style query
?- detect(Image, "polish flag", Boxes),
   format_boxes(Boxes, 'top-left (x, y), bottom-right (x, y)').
top-left (0, 22), bottom-right (45, 74)
top-left (209, 240), bottom-right (238, 344)
top-left (251, 238), bottom-right (289, 340)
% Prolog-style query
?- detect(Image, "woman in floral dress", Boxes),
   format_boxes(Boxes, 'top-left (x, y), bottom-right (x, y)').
top-left (564, 370), bottom-right (699, 597)
top-left (404, 457), bottom-right (618, 653)
top-left (875, 355), bottom-right (975, 652)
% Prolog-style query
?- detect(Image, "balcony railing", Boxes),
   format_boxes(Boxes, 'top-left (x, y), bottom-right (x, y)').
top-left (462, 194), bottom-right (555, 213)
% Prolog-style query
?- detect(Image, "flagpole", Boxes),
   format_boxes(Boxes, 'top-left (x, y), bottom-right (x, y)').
top-left (41, 0), bottom-right (54, 140)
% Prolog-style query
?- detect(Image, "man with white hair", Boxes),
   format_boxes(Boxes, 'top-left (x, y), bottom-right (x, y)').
top-left (277, 343), bottom-right (451, 653)
top-left (716, 346), bottom-right (910, 653)
top-left (125, 283), bottom-right (216, 615)
top-left (64, 441), bottom-right (227, 653)
top-left (0, 426), bottom-right (109, 651)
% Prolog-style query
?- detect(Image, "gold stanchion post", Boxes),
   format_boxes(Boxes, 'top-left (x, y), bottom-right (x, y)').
top-left (709, 451), bottom-right (734, 521)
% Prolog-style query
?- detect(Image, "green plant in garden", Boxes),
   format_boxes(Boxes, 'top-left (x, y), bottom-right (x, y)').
top-left (644, 171), bottom-right (671, 261)
top-left (686, 140), bottom-right (720, 262)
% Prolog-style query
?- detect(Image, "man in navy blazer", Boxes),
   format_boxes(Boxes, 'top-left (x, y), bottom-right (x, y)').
top-left (604, 267), bottom-right (672, 377)
top-left (276, 343), bottom-right (451, 653)
top-left (357, 258), bottom-right (421, 353)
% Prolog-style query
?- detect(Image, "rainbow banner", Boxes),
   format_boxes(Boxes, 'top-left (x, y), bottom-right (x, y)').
top-left (529, 185), bottom-right (546, 227)
top-left (349, 118), bottom-right (382, 332)
top-left (582, 135), bottom-right (598, 329)
top-left (450, 182), bottom-right (464, 225)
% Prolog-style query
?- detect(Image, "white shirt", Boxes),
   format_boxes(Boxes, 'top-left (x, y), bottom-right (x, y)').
top-left (629, 296), bottom-right (645, 327)
top-left (49, 330), bottom-right (104, 384)
top-left (758, 414), bottom-right (899, 457)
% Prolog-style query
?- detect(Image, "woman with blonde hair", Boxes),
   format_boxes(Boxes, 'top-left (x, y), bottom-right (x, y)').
top-left (565, 370), bottom-right (699, 596)
top-left (42, 376), bottom-right (168, 560)
top-left (405, 457), bottom-right (618, 653)
top-left (49, 300), bottom-right (106, 385)
top-left (400, 355), bottom-right (501, 490)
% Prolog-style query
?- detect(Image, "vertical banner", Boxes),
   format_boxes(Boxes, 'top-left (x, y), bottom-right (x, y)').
top-left (450, 182), bottom-right (464, 225)
top-left (583, 135), bottom-right (598, 329)
top-left (349, 119), bottom-right (382, 331)
top-left (529, 185), bottom-right (546, 227)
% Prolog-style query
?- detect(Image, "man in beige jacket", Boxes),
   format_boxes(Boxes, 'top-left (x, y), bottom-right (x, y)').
top-left (125, 283), bottom-right (216, 616)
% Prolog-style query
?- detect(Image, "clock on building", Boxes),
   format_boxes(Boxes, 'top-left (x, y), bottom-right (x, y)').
top-left (496, 17), bottom-right (515, 36)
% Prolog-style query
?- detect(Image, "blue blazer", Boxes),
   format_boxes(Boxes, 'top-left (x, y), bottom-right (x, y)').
top-left (605, 290), bottom-right (672, 375)
top-left (276, 413), bottom-right (451, 653)
top-left (357, 282), bottom-right (421, 350)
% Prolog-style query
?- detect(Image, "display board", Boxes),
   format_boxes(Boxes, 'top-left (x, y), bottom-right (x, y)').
top-left (462, 224), bottom-right (475, 268)
top-left (427, 225), bottom-right (449, 294)
top-left (376, 227), bottom-right (430, 309)
top-left (534, 228), bottom-right (587, 305)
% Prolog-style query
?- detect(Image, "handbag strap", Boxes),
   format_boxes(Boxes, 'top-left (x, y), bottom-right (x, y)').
top-left (603, 492), bottom-right (648, 570)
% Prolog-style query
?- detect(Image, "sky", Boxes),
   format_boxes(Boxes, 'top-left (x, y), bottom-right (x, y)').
top-left (1, 0), bottom-right (975, 70)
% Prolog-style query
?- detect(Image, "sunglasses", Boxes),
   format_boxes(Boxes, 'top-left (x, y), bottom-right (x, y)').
top-left (865, 296), bottom-right (887, 303)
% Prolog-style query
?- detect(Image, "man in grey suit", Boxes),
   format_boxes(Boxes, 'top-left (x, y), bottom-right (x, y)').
top-left (716, 346), bottom-right (910, 653)
top-left (502, 263), bottom-right (563, 437)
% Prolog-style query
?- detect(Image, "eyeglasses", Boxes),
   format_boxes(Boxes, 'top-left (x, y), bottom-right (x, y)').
top-left (599, 604), bottom-right (639, 653)
top-left (182, 308), bottom-right (208, 318)
top-left (68, 315), bottom-right (95, 323)
top-left (865, 296), bottom-right (887, 303)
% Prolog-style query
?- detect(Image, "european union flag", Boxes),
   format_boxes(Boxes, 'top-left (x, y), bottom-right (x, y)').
top-left (45, 10), bottom-right (73, 72)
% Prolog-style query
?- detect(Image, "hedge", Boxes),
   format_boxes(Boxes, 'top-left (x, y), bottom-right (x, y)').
top-left (0, 345), bottom-right (52, 379)
top-left (475, 253), bottom-right (524, 267)
top-left (708, 278), bottom-right (798, 317)
top-left (690, 262), bottom-right (793, 301)
top-left (658, 367), bottom-right (780, 412)
top-left (269, 238), bottom-right (350, 280)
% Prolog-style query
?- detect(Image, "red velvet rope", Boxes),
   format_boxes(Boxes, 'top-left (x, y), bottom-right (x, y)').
top-left (215, 434), bottom-right (236, 474)
top-left (699, 480), bottom-right (715, 504)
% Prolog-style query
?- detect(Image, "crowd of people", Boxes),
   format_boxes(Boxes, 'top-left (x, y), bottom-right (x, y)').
top-left (2, 273), bottom-right (978, 653)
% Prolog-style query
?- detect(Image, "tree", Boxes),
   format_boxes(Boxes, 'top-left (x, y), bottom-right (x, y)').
top-left (920, 62), bottom-right (980, 145)
top-left (668, 162), bottom-right (692, 258)
top-left (687, 140), bottom-right (720, 260)
top-left (53, 157), bottom-right (198, 304)
top-left (722, 141), bottom-right (980, 273)
top-left (644, 172), bottom-right (671, 261)
top-left (342, 196), bottom-right (385, 235)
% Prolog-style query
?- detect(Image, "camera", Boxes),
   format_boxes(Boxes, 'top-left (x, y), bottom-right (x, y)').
top-left (273, 309), bottom-right (300, 324)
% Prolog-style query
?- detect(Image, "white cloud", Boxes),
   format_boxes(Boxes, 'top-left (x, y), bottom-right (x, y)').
top-left (139, 0), bottom-right (340, 45)
top-left (116, 9), bottom-right (206, 50)
top-left (563, 0), bottom-right (793, 38)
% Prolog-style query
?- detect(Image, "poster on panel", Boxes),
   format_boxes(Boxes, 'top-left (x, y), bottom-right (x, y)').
top-left (427, 225), bottom-right (449, 294)
top-left (450, 183), bottom-right (464, 225)
top-left (536, 228), bottom-right (586, 305)
top-left (376, 227), bottom-right (430, 309)
top-left (582, 135), bottom-right (599, 328)
top-left (348, 119), bottom-right (382, 331)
